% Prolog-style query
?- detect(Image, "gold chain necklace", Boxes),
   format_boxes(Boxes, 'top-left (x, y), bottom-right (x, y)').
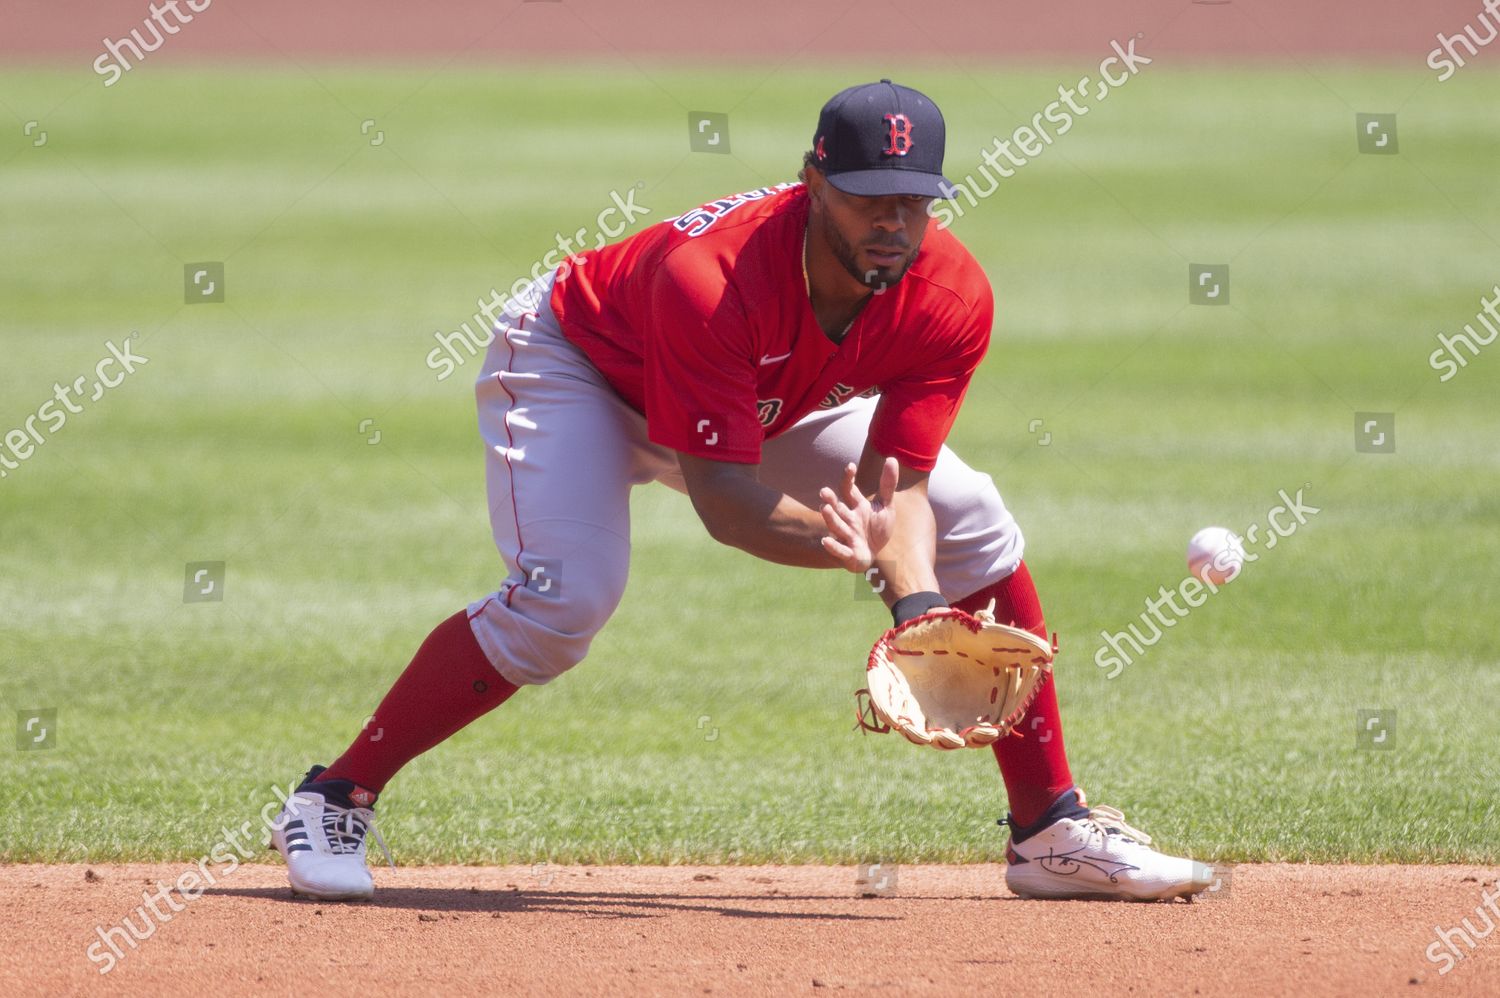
top-left (802, 224), bottom-right (811, 297)
top-left (803, 222), bottom-right (858, 342)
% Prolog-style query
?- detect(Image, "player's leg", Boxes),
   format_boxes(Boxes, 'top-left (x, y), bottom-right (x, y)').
top-left (326, 282), bottom-right (656, 784)
top-left (752, 399), bottom-right (1068, 818)
top-left (756, 399), bottom-right (1211, 900)
top-left (947, 561), bottom-right (1076, 822)
top-left (273, 277), bottom-right (670, 900)
top-left (917, 454), bottom-right (1211, 900)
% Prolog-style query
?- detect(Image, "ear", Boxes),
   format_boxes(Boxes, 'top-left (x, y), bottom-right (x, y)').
top-left (804, 165), bottom-right (825, 202)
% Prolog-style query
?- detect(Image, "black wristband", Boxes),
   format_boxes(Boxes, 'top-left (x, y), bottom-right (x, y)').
top-left (891, 591), bottom-right (948, 626)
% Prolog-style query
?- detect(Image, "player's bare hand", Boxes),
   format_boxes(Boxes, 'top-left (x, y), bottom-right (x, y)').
top-left (818, 457), bottom-right (898, 572)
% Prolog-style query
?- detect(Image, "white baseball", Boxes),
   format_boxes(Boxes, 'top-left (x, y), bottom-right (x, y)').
top-left (1187, 526), bottom-right (1245, 585)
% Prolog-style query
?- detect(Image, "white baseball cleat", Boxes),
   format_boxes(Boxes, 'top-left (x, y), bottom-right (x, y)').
top-left (1004, 790), bottom-right (1213, 902)
top-left (270, 765), bottom-right (391, 901)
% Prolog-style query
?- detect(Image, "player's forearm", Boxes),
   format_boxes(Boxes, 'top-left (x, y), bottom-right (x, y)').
top-left (871, 484), bottom-right (941, 605)
top-left (693, 476), bottom-right (840, 569)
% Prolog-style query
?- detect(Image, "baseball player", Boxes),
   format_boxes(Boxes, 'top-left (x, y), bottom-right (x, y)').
top-left (271, 80), bottom-right (1212, 903)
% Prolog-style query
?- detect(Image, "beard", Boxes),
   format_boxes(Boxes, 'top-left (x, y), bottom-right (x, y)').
top-left (821, 210), bottom-right (921, 292)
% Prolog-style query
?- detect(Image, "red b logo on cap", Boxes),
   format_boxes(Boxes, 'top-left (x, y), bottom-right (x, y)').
top-left (882, 113), bottom-right (913, 156)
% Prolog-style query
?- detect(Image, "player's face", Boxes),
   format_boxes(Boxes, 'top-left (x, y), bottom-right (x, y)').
top-left (818, 182), bottom-right (932, 290)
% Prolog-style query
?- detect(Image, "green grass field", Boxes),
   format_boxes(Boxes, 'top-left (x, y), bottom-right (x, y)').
top-left (2, 64), bottom-right (1497, 866)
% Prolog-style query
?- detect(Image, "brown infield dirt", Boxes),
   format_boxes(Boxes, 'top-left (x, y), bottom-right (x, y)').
top-left (2, 863), bottom-right (1497, 996)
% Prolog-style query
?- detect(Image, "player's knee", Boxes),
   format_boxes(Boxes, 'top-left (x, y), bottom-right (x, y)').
top-left (470, 547), bottom-right (628, 684)
top-left (928, 461), bottom-right (1026, 599)
top-left (962, 472), bottom-right (1006, 524)
top-left (544, 572), bottom-right (624, 664)
top-left (929, 465), bottom-right (1005, 537)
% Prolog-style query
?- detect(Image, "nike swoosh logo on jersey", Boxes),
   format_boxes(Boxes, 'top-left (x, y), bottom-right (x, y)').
top-left (759, 351), bottom-right (793, 365)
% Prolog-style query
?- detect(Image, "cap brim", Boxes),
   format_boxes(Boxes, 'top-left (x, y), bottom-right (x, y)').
top-left (826, 169), bottom-right (955, 199)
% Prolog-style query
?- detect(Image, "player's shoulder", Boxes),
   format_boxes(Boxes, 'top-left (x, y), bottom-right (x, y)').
top-left (660, 183), bottom-right (806, 257)
top-left (651, 183), bottom-right (804, 299)
top-left (904, 224), bottom-right (993, 318)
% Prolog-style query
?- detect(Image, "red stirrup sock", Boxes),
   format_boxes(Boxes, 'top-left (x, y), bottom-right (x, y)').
top-left (953, 561), bottom-right (1079, 829)
top-left (317, 610), bottom-right (519, 793)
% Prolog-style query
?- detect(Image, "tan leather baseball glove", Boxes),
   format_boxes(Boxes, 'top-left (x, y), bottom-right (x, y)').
top-left (856, 602), bottom-right (1055, 750)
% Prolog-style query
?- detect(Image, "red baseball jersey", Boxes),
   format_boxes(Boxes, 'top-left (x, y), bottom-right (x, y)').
top-left (549, 183), bottom-right (993, 472)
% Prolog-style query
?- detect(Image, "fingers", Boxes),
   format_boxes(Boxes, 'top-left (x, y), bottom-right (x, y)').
top-left (819, 487), bottom-right (856, 528)
top-left (820, 501), bottom-right (858, 544)
top-left (877, 457), bottom-right (898, 508)
top-left (823, 463), bottom-right (873, 512)
top-left (841, 461), bottom-right (868, 509)
top-left (820, 534), bottom-right (855, 563)
top-left (821, 495), bottom-right (868, 569)
top-left (821, 462), bottom-right (884, 571)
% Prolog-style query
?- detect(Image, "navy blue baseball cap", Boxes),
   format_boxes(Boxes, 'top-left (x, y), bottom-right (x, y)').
top-left (811, 79), bottom-right (953, 199)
